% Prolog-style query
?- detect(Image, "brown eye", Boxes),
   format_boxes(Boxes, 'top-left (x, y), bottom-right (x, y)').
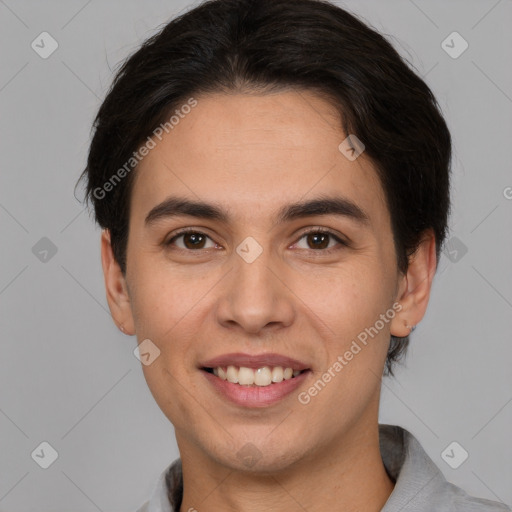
top-left (295, 229), bottom-right (347, 252)
top-left (166, 231), bottom-right (216, 250)
top-left (182, 232), bottom-right (206, 249)
top-left (306, 232), bottom-right (330, 249)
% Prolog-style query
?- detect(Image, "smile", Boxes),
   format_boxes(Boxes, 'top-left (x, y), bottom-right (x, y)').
top-left (199, 353), bottom-right (312, 407)
top-left (204, 365), bottom-right (305, 387)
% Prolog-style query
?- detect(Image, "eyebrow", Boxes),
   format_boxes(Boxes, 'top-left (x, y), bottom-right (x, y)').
top-left (144, 195), bottom-right (370, 227)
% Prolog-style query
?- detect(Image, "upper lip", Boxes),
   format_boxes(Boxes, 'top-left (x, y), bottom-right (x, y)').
top-left (200, 352), bottom-right (310, 371)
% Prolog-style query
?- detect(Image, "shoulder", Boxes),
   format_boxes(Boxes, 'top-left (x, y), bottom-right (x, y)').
top-left (431, 480), bottom-right (511, 511)
top-left (379, 424), bottom-right (511, 512)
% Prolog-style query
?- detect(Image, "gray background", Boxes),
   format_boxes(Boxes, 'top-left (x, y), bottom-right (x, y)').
top-left (1, 0), bottom-right (511, 510)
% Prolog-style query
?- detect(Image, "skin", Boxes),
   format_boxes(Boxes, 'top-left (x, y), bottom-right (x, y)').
top-left (101, 90), bottom-right (436, 511)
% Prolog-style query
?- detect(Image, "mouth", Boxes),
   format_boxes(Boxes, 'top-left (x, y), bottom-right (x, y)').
top-left (199, 353), bottom-right (311, 407)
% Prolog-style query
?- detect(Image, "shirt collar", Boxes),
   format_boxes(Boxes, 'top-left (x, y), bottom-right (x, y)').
top-left (379, 424), bottom-right (445, 511)
top-left (141, 457), bottom-right (182, 512)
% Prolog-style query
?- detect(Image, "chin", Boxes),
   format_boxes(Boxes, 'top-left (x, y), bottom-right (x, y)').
top-left (204, 432), bottom-right (309, 475)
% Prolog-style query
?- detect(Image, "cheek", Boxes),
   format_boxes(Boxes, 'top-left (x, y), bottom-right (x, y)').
top-left (128, 256), bottom-right (215, 371)
top-left (293, 262), bottom-right (390, 341)
top-left (128, 255), bottom-right (203, 336)
top-left (133, 275), bottom-right (204, 427)
top-left (294, 266), bottom-right (392, 429)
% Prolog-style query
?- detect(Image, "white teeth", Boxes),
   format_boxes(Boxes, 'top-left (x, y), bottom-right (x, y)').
top-left (271, 366), bottom-right (284, 383)
top-left (238, 367), bottom-right (255, 385)
top-left (226, 365), bottom-right (238, 383)
top-left (212, 365), bottom-right (303, 387)
top-left (254, 367), bottom-right (272, 386)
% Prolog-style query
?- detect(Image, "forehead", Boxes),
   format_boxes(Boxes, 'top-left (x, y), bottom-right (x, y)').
top-left (130, 90), bottom-right (389, 229)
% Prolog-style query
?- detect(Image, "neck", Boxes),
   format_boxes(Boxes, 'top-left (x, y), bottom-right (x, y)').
top-left (178, 420), bottom-right (394, 512)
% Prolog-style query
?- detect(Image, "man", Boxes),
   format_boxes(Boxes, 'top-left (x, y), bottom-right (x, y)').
top-left (77, 0), bottom-right (511, 510)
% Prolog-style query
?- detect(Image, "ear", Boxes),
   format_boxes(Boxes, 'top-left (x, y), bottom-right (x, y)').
top-left (100, 229), bottom-right (135, 335)
top-left (390, 228), bottom-right (437, 337)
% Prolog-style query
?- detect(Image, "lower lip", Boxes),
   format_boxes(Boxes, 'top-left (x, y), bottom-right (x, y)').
top-left (202, 369), bottom-right (310, 408)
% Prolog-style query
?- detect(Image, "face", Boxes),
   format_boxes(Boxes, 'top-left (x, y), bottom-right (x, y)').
top-left (103, 90), bottom-right (427, 473)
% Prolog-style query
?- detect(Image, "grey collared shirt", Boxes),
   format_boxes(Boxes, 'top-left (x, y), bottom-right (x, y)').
top-left (136, 424), bottom-right (511, 512)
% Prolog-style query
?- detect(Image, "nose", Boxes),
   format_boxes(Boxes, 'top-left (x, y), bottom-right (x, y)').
top-left (215, 247), bottom-right (295, 335)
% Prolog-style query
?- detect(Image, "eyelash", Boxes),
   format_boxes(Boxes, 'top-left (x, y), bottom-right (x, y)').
top-left (165, 227), bottom-right (348, 254)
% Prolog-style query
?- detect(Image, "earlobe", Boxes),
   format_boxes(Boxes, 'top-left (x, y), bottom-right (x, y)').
top-left (100, 229), bottom-right (135, 335)
top-left (390, 229), bottom-right (437, 338)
